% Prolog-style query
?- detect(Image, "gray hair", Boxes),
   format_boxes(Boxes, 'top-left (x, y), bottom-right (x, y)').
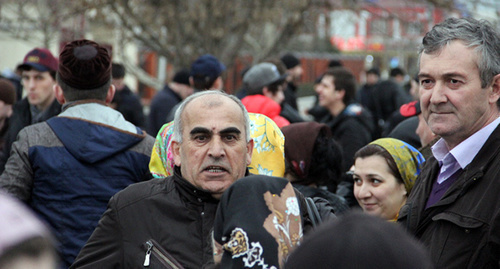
top-left (172, 90), bottom-right (251, 143)
top-left (419, 17), bottom-right (500, 89)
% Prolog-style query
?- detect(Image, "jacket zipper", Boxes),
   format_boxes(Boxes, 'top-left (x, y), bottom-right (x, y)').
top-left (144, 241), bottom-right (153, 267)
top-left (143, 239), bottom-right (184, 268)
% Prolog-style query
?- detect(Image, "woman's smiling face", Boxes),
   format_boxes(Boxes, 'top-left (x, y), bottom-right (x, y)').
top-left (353, 155), bottom-right (407, 220)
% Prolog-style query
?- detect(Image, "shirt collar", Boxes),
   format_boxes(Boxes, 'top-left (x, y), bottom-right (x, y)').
top-left (431, 116), bottom-right (500, 169)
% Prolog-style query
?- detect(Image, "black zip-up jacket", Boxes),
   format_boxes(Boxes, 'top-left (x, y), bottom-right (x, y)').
top-left (320, 103), bottom-right (374, 172)
top-left (398, 124), bottom-right (500, 268)
top-left (71, 169), bottom-right (219, 269)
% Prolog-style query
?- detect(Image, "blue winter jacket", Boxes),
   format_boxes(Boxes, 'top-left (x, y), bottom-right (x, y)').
top-left (0, 102), bottom-right (155, 268)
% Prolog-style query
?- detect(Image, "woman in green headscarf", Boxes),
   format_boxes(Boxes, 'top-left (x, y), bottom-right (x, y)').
top-left (352, 138), bottom-right (425, 221)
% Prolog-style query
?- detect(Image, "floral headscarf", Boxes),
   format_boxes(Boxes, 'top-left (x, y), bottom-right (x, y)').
top-left (369, 138), bottom-right (425, 194)
top-left (149, 113), bottom-right (285, 178)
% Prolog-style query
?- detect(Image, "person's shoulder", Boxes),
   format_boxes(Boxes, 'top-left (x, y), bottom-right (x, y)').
top-left (112, 177), bottom-right (175, 209)
top-left (151, 87), bottom-right (180, 106)
top-left (343, 103), bottom-right (365, 117)
top-left (20, 121), bottom-right (52, 135)
top-left (10, 98), bottom-right (30, 117)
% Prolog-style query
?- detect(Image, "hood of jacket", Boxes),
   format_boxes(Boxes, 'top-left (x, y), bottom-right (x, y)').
top-left (47, 102), bottom-right (146, 164)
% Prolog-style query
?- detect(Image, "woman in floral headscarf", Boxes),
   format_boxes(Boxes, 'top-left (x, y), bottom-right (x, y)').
top-left (352, 138), bottom-right (425, 221)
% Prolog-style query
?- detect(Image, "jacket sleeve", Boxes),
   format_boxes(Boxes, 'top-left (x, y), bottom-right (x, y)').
top-left (0, 128), bottom-right (34, 201)
top-left (71, 196), bottom-right (123, 268)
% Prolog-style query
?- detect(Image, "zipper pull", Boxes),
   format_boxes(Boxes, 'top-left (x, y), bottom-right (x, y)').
top-left (144, 241), bottom-right (153, 267)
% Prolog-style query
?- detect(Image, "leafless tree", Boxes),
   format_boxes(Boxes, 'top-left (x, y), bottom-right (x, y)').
top-left (0, 0), bottom-right (463, 89)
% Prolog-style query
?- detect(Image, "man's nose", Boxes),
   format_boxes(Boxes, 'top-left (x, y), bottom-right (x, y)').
top-left (24, 78), bottom-right (36, 90)
top-left (429, 82), bottom-right (448, 104)
top-left (208, 137), bottom-right (225, 158)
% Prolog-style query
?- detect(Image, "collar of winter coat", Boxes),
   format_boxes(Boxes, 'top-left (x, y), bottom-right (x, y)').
top-left (60, 100), bottom-right (138, 133)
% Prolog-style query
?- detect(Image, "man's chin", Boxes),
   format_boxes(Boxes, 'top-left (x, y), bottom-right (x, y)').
top-left (202, 182), bottom-right (231, 199)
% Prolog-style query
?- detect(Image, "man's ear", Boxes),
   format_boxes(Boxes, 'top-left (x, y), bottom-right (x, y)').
top-left (489, 73), bottom-right (500, 104)
top-left (54, 84), bottom-right (66, 105)
top-left (105, 84), bottom-right (116, 104)
top-left (262, 87), bottom-right (273, 99)
top-left (189, 77), bottom-right (194, 88)
top-left (171, 140), bottom-right (182, 166)
top-left (212, 77), bottom-right (223, 90)
top-left (337, 89), bottom-right (346, 99)
top-left (246, 139), bottom-right (254, 166)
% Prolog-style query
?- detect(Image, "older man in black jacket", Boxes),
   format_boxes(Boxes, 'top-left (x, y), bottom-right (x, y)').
top-left (72, 90), bottom-right (254, 268)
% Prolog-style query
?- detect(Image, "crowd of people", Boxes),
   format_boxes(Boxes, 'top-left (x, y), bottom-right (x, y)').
top-left (0, 16), bottom-right (498, 269)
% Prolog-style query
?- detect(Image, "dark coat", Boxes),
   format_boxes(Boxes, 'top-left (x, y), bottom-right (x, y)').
top-left (112, 85), bottom-right (145, 128)
top-left (147, 85), bottom-right (182, 136)
top-left (0, 97), bottom-right (61, 173)
top-left (358, 80), bottom-right (411, 138)
top-left (398, 124), bottom-right (500, 268)
top-left (71, 169), bottom-right (220, 269)
top-left (293, 184), bottom-right (349, 215)
top-left (387, 116), bottom-right (421, 149)
top-left (283, 82), bottom-right (298, 110)
top-left (320, 103), bottom-right (374, 172)
top-left (280, 102), bottom-right (304, 123)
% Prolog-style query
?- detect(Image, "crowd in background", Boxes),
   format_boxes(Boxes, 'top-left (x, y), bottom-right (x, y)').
top-left (0, 16), bottom-right (498, 269)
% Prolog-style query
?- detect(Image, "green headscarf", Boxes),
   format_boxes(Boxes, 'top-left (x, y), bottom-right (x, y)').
top-left (369, 138), bottom-right (425, 194)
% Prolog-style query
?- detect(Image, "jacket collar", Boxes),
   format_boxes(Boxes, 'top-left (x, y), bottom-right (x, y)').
top-left (173, 166), bottom-right (219, 204)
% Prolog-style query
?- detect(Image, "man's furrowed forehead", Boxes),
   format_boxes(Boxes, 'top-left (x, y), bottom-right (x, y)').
top-left (182, 95), bottom-right (246, 132)
top-left (187, 93), bottom-right (230, 108)
top-left (184, 94), bottom-right (243, 117)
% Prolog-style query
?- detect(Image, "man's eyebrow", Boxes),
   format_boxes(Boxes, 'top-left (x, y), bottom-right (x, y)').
top-left (190, 127), bottom-right (211, 136)
top-left (418, 72), bottom-right (466, 79)
top-left (417, 73), bottom-right (430, 79)
top-left (219, 127), bottom-right (241, 135)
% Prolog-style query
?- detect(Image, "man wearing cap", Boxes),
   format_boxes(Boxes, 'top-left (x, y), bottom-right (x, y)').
top-left (0, 48), bottom-right (62, 173)
top-left (281, 53), bottom-right (303, 111)
top-left (147, 68), bottom-right (193, 135)
top-left (241, 62), bottom-right (290, 128)
top-left (0, 39), bottom-right (155, 268)
top-left (110, 63), bottom-right (145, 128)
top-left (165, 54), bottom-right (225, 122)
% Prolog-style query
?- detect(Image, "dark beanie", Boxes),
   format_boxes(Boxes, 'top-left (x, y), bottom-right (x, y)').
top-left (281, 53), bottom-right (300, 69)
top-left (0, 79), bottom-right (16, 105)
top-left (172, 69), bottom-right (190, 86)
top-left (58, 39), bottom-right (112, 90)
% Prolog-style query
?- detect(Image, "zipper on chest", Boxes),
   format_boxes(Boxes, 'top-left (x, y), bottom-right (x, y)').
top-left (143, 239), bottom-right (185, 269)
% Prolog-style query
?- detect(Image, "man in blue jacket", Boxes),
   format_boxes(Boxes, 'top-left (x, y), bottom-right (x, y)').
top-left (0, 39), bottom-right (155, 268)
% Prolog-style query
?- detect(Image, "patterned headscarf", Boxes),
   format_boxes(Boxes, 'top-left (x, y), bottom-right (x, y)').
top-left (149, 113), bottom-right (285, 178)
top-left (214, 175), bottom-right (303, 268)
top-left (369, 138), bottom-right (425, 194)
